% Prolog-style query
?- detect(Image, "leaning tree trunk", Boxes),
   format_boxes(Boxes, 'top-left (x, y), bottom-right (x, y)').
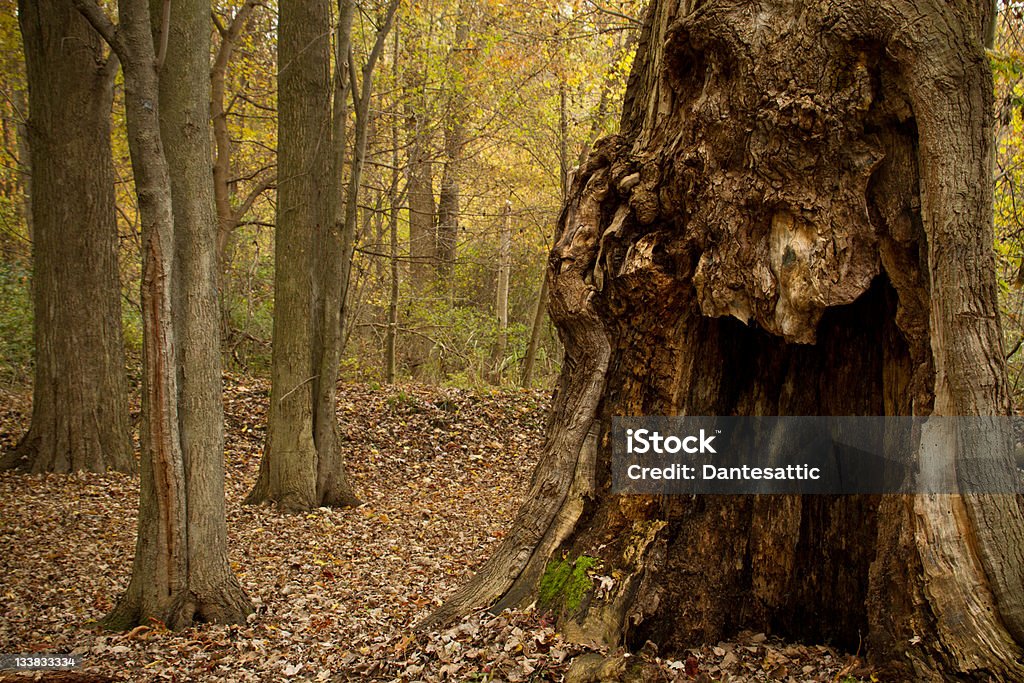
top-left (427, 1), bottom-right (1024, 679)
top-left (75, 0), bottom-right (252, 629)
top-left (4, 0), bottom-right (132, 474)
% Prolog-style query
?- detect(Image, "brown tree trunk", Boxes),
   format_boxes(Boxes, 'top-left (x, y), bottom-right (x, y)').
top-left (245, 0), bottom-right (333, 513)
top-left (159, 0), bottom-right (253, 626)
top-left (13, 87), bottom-right (31, 246)
top-left (405, 101), bottom-right (436, 286)
top-left (4, 0), bottom-right (132, 474)
top-left (386, 25), bottom-right (401, 385)
top-left (493, 200), bottom-right (511, 381)
top-left (403, 100), bottom-right (435, 377)
top-left (248, 0), bottom-right (397, 512)
top-left (427, 1), bottom-right (1024, 679)
top-left (520, 274), bottom-right (547, 388)
top-left (435, 7), bottom-right (469, 287)
top-left (211, 0), bottom-right (258, 274)
top-left (75, 0), bottom-right (252, 628)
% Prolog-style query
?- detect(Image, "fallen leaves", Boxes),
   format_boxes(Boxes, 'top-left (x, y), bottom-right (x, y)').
top-left (0, 378), bottom-right (549, 682)
top-left (0, 377), bottom-right (876, 681)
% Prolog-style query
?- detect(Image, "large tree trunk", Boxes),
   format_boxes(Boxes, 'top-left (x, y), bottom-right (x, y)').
top-left (246, 0), bottom-right (333, 513)
top-left (4, 0), bottom-right (132, 474)
top-left (75, 0), bottom-right (252, 629)
top-left (247, 0), bottom-right (396, 512)
top-left (158, 0), bottom-right (253, 626)
top-left (427, 1), bottom-right (1024, 679)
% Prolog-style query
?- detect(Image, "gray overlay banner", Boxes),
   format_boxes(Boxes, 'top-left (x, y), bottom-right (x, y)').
top-left (611, 416), bottom-right (1024, 495)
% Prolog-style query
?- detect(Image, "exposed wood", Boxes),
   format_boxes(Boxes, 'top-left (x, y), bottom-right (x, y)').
top-left (428, 1), bottom-right (1024, 678)
top-left (74, 0), bottom-right (252, 628)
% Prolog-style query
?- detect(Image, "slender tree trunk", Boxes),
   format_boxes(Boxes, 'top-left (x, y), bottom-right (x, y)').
top-left (428, 1), bottom-right (1024, 679)
top-left (403, 89), bottom-right (435, 378)
top-left (386, 25), bottom-right (400, 385)
top-left (211, 0), bottom-right (258, 274)
top-left (406, 103), bottom-right (436, 285)
top-left (4, 0), bottom-right (132, 474)
top-left (493, 200), bottom-right (511, 381)
top-left (211, 0), bottom-right (265, 343)
top-left (522, 79), bottom-right (575, 388)
top-left (13, 88), bottom-right (31, 246)
top-left (520, 275), bottom-right (547, 388)
top-left (308, 0), bottom-right (359, 509)
top-left (75, 0), bottom-right (252, 628)
top-left (435, 7), bottom-right (469, 287)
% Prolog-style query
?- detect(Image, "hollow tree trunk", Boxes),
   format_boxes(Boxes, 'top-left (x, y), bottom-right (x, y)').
top-left (427, 1), bottom-right (1024, 679)
top-left (4, 0), bottom-right (132, 474)
top-left (75, 0), bottom-right (252, 628)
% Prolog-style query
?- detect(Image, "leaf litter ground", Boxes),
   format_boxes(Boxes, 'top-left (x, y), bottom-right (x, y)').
top-left (0, 379), bottom-right (873, 682)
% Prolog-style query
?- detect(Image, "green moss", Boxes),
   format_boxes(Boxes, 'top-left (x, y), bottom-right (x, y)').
top-left (538, 555), bottom-right (599, 613)
top-left (538, 558), bottom-right (571, 608)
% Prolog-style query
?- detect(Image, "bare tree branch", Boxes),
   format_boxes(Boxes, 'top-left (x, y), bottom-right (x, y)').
top-left (71, 0), bottom-right (121, 56)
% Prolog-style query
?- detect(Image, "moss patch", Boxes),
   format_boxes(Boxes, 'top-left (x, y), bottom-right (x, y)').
top-left (538, 555), bottom-right (599, 613)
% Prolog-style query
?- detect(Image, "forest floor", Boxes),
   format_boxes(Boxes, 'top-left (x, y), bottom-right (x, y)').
top-left (0, 378), bottom-right (873, 682)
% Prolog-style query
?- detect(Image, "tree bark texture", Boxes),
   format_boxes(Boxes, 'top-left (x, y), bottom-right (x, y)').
top-left (404, 85), bottom-right (436, 286)
top-left (248, 0), bottom-right (397, 512)
top-left (74, 0), bottom-right (252, 628)
top-left (493, 200), bottom-right (511, 380)
top-left (5, 0), bottom-right (132, 474)
top-left (246, 0), bottom-right (335, 512)
top-left (158, 0), bottom-right (253, 626)
top-left (429, 1), bottom-right (1024, 679)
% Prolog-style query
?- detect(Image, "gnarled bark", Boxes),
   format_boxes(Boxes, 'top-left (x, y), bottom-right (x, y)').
top-left (428, 1), bottom-right (1024, 679)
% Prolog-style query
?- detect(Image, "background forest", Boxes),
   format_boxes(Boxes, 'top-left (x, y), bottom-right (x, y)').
top-left (0, 3), bottom-right (1021, 393)
top-left (0, 0), bottom-right (642, 390)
